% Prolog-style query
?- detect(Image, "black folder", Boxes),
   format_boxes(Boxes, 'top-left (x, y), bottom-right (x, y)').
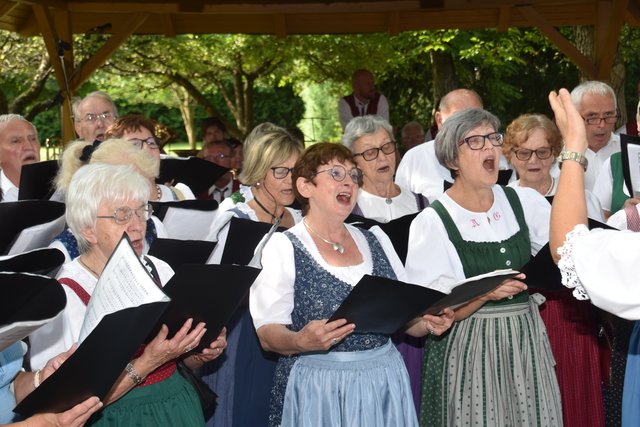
top-left (0, 200), bottom-right (66, 255)
top-left (14, 302), bottom-right (169, 417)
top-left (328, 270), bottom-right (518, 334)
top-left (0, 271), bottom-right (67, 352)
top-left (148, 239), bottom-right (216, 271)
top-left (153, 263), bottom-right (261, 352)
top-left (621, 133), bottom-right (640, 197)
top-left (346, 212), bottom-right (419, 264)
top-left (220, 217), bottom-right (286, 265)
top-left (0, 247), bottom-right (65, 277)
top-left (520, 244), bottom-right (562, 291)
top-left (18, 160), bottom-right (59, 201)
top-left (149, 199), bottom-right (219, 221)
top-left (158, 157), bottom-right (229, 195)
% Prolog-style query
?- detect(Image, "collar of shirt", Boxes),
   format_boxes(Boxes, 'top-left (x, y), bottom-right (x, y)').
top-left (0, 169), bottom-right (19, 202)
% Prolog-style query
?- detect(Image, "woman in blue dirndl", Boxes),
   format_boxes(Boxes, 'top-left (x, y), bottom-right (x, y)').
top-left (250, 143), bottom-right (454, 427)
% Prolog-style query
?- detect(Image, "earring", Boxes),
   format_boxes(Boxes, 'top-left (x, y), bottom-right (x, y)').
top-left (255, 182), bottom-right (261, 187)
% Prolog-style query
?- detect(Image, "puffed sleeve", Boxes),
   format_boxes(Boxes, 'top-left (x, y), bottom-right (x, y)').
top-left (558, 224), bottom-right (640, 320)
top-left (511, 186), bottom-right (551, 255)
top-left (250, 232), bottom-right (296, 330)
top-left (404, 208), bottom-right (464, 293)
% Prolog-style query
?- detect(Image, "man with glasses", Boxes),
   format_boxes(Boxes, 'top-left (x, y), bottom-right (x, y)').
top-left (72, 91), bottom-right (118, 142)
top-left (0, 114), bottom-right (40, 202)
top-left (570, 81), bottom-right (620, 192)
top-left (197, 140), bottom-right (239, 202)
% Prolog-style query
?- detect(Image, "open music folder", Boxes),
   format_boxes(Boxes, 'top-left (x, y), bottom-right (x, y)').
top-left (328, 269), bottom-right (519, 335)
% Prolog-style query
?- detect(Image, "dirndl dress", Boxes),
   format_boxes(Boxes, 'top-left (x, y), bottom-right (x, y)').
top-left (269, 229), bottom-right (418, 427)
top-left (420, 186), bottom-right (562, 427)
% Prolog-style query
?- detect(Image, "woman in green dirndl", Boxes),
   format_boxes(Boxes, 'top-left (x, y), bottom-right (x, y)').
top-left (405, 108), bottom-right (562, 426)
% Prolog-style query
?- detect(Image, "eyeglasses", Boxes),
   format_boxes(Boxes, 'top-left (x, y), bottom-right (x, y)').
top-left (96, 204), bottom-right (153, 225)
top-left (79, 112), bottom-right (115, 123)
top-left (204, 152), bottom-right (229, 162)
top-left (512, 147), bottom-right (553, 161)
top-left (129, 136), bottom-right (159, 150)
top-left (582, 113), bottom-right (619, 126)
top-left (312, 165), bottom-right (362, 185)
top-left (271, 167), bottom-right (294, 179)
top-left (459, 132), bottom-right (503, 150)
top-left (354, 141), bottom-right (396, 161)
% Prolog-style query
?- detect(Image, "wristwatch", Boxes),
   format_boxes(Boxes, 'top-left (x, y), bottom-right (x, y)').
top-left (559, 151), bottom-right (588, 171)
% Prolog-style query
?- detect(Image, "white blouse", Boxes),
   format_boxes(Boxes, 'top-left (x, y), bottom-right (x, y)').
top-left (405, 185), bottom-right (550, 293)
top-left (356, 185), bottom-right (421, 223)
top-left (558, 224), bottom-right (640, 320)
top-left (29, 256), bottom-right (174, 369)
top-left (250, 222), bottom-right (407, 330)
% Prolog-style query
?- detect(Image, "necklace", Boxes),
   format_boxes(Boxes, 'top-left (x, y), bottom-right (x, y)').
top-left (79, 256), bottom-right (100, 278)
top-left (253, 194), bottom-right (283, 224)
top-left (155, 184), bottom-right (162, 201)
top-left (544, 177), bottom-right (555, 196)
top-left (303, 219), bottom-right (346, 254)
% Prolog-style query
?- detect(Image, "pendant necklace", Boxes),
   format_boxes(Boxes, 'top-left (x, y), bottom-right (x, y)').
top-left (385, 197), bottom-right (392, 205)
top-left (254, 195), bottom-right (284, 224)
top-left (79, 256), bottom-right (100, 278)
top-left (303, 219), bottom-right (346, 254)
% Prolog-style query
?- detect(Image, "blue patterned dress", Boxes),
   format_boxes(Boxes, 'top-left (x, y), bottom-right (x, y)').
top-left (267, 228), bottom-right (417, 427)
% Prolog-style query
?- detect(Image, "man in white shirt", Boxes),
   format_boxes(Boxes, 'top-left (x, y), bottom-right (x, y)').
top-left (338, 69), bottom-right (389, 129)
top-left (570, 81), bottom-right (620, 192)
top-left (395, 88), bottom-right (483, 203)
top-left (72, 91), bottom-right (118, 142)
top-left (198, 140), bottom-right (238, 202)
top-left (0, 114), bottom-right (41, 202)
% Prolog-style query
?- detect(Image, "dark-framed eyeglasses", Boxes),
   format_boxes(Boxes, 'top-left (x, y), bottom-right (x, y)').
top-left (354, 141), bottom-right (396, 161)
top-left (459, 132), bottom-right (503, 150)
top-left (582, 113), bottom-right (619, 126)
top-left (271, 167), bottom-right (294, 179)
top-left (129, 136), bottom-right (160, 150)
top-left (79, 112), bottom-right (115, 123)
top-left (96, 203), bottom-right (153, 225)
top-left (512, 147), bottom-right (553, 161)
top-left (312, 165), bottom-right (362, 185)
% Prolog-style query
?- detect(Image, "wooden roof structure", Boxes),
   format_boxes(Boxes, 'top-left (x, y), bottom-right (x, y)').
top-left (1, 0), bottom-right (638, 139)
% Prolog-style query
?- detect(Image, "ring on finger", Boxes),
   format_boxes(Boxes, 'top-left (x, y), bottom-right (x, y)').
top-left (184, 345), bottom-right (193, 353)
top-left (331, 338), bottom-right (338, 346)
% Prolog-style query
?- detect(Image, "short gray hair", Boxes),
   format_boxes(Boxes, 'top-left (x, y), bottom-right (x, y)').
top-left (435, 108), bottom-right (500, 177)
top-left (570, 81), bottom-right (617, 109)
top-left (341, 115), bottom-right (394, 151)
top-left (0, 114), bottom-right (37, 137)
top-left (65, 163), bottom-right (150, 254)
top-left (72, 91), bottom-right (118, 122)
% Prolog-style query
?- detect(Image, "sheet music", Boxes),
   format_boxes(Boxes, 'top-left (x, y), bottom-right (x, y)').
top-left (78, 237), bottom-right (170, 343)
top-left (162, 207), bottom-right (217, 240)
top-left (8, 215), bottom-right (66, 255)
top-left (627, 143), bottom-right (640, 197)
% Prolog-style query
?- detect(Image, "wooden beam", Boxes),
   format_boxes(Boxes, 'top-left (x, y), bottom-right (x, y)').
top-left (69, 12), bottom-right (148, 90)
top-left (628, 1), bottom-right (640, 25)
top-left (0, 1), bottom-right (18, 21)
top-left (497, 6), bottom-right (511, 32)
top-left (517, 5), bottom-right (597, 78)
top-left (388, 11), bottom-right (400, 35)
top-left (274, 13), bottom-right (287, 38)
top-left (596, 0), bottom-right (627, 80)
top-left (162, 12), bottom-right (176, 37)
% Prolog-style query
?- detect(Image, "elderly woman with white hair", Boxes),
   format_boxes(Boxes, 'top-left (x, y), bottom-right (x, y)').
top-left (405, 108), bottom-right (562, 426)
top-left (342, 115), bottom-right (428, 223)
top-left (30, 163), bottom-right (226, 426)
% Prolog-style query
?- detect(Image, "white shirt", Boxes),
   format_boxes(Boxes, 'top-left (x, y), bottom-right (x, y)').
top-left (508, 179), bottom-right (604, 222)
top-left (207, 179), bottom-right (234, 204)
top-left (338, 94), bottom-right (390, 130)
top-left (29, 256), bottom-right (174, 369)
top-left (405, 185), bottom-right (550, 293)
top-left (558, 224), bottom-right (640, 320)
top-left (355, 185), bottom-right (422, 223)
top-left (592, 153), bottom-right (628, 213)
top-left (395, 140), bottom-right (515, 203)
top-left (0, 170), bottom-right (18, 202)
top-left (607, 205), bottom-right (640, 230)
top-left (250, 222), bottom-right (406, 330)
top-left (583, 133), bottom-right (620, 192)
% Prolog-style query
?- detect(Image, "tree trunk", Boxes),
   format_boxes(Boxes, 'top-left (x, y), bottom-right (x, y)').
top-left (430, 50), bottom-right (458, 108)
top-left (174, 87), bottom-right (196, 148)
top-left (9, 54), bottom-right (52, 115)
top-left (574, 25), bottom-right (595, 82)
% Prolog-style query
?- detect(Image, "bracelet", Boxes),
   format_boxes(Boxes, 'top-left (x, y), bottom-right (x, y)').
top-left (125, 362), bottom-right (144, 386)
top-left (559, 151), bottom-right (588, 171)
top-left (33, 369), bottom-right (41, 388)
